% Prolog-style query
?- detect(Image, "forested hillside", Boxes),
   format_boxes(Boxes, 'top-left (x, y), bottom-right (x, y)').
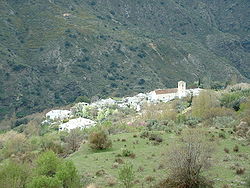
top-left (0, 0), bottom-right (249, 122)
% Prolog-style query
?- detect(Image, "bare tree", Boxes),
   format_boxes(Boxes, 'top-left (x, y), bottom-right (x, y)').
top-left (65, 128), bottom-right (84, 152)
top-left (160, 129), bottom-right (214, 188)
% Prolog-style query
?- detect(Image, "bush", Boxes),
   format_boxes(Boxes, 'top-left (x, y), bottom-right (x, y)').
top-left (0, 161), bottom-right (30, 188)
top-left (36, 151), bottom-right (60, 176)
top-left (235, 167), bottom-right (245, 175)
top-left (106, 176), bottom-right (117, 186)
top-left (28, 176), bottom-right (61, 188)
top-left (0, 131), bottom-right (27, 159)
top-left (212, 116), bottom-right (236, 128)
top-left (220, 89), bottom-right (250, 111)
top-left (144, 119), bottom-right (174, 132)
top-left (185, 116), bottom-right (201, 127)
top-left (15, 118), bottom-right (29, 127)
top-left (75, 96), bottom-right (90, 103)
top-left (121, 148), bottom-right (135, 157)
top-left (61, 128), bottom-right (84, 153)
top-left (224, 148), bottom-right (229, 153)
top-left (41, 133), bottom-right (64, 154)
top-left (219, 132), bottom-right (226, 139)
top-left (233, 145), bottom-right (239, 152)
top-left (162, 129), bottom-right (214, 188)
top-left (192, 90), bottom-right (219, 119)
top-left (149, 134), bottom-right (163, 143)
top-left (56, 160), bottom-right (81, 188)
top-left (118, 162), bottom-right (135, 188)
top-left (29, 151), bottom-right (81, 188)
top-left (247, 175), bottom-right (250, 187)
top-left (89, 130), bottom-right (112, 150)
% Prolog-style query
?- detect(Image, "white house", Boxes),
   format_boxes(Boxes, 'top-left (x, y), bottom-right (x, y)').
top-left (46, 110), bottom-right (71, 121)
top-left (59, 117), bottom-right (96, 132)
top-left (91, 98), bottom-right (116, 109)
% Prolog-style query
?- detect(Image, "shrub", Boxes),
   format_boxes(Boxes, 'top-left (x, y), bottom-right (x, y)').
top-left (121, 148), bottom-right (134, 157)
top-left (148, 134), bottom-right (163, 143)
top-left (96, 169), bottom-right (106, 177)
top-left (185, 116), bottom-right (201, 127)
top-left (222, 184), bottom-right (231, 188)
top-left (233, 145), bottom-right (239, 152)
top-left (89, 130), bottom-right (112, 150)
top-left (36, 151), bottom-right (60, 176)
top-left (220, 90), bottom-right (250, 111)
top-left (162, 129), bottom-right (213, 188)
top-left (212, 116), bottom-right (236, 128)
top-left (118, 162), bottom-right (135, 188)
top-left (106, 176), bottom-right (117, 186)
top-left (41, 133), bottom-right (64, 154)
top-left (63, 128), bottom-right (83, 153)
top-left (247, 175), bottom-right (250, 187)
top-left (176, 114), bottom-right (186, 124)
top-left (62, 119), bottom-right (69, 123)
top-left (28, 176), bottom-right (61, 188)
top-left (0, 131), bottom-right (27, 159)
top-left (115, 158), bottom-right (124, 164)
top-left (219, 132), bottom-right (226, 139)
top-left (75, 96), bottom-right (90, 103)
top-left (174, 99), bottom-right (189, 113)
top-left (145, 176), bottom-right (155, 182)
top-left (140, 130), bottom-right (150, 138)
top-left (192, 90), bottom-right (219, 119)
top-left (30, 151), bottom-right (81, 188)
top-left (224, 148), bottom-right (230, 153)
top-left (15, 118), bottom-right (29, 127)
top-left (203, 107), bottom-right (235, 120)
top-left (56, 160), bottom-right (81, 188)
top-left (138, 78), bottom-right (145, 85)
top-left (0, 161), bottom-right (30, 188)
top-left (235, 167), bottom-right (245, 175)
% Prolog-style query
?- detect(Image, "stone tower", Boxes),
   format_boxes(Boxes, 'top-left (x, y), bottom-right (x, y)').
top-left (178, 81), bottom-right (186, 97)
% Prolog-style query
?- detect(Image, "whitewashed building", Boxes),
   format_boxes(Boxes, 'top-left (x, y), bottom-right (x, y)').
top-left (59, 117), bottom-right (96, 131)
top-left (149, 81), bottom-right (186, 102)
top-left (46, 110), bottom-right (71, 121)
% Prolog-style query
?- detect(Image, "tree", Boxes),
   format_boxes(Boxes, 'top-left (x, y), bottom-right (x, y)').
top-left (0, 161), bottom-right (29, 188)
top-left (88, 130), bottom-right (112, 150)
top-left (75, 96), bottom-right (90, 104)
top-left (29, 151), bottom-right (81, 188)
top-left (56, 161), bottom-right (81, 188)
top-left (41, 133), bottom-right (64, 154)
top-left (0, 131), bottom-right (27, 159)
top-left (118, 162), bottom-right (135, 188)
top-left (36, 151), bottom-right (60, 177)
top-left (24, 120), bottom-right (41, 136)
top-left (192, 90), bottom-right (219, 119)
top-left (162, 129), bottom-right (213, 188)
top-left (64, 128), bottom-right (83, 152)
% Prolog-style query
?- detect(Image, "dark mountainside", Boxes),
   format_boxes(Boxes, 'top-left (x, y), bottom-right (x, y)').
top-left (0, 0), bottom-right (249, 122)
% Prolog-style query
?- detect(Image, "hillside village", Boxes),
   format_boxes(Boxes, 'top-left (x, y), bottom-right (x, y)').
top-left (1, 1), bottom-right (250, 187)
top-left (44, 81), bottom-right (202, 131)
top-left (0, 82), bottom-right (250, 188)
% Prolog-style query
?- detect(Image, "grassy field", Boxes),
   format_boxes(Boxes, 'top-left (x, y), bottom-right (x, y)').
top-left (69, 129), bottom-right (250, 188)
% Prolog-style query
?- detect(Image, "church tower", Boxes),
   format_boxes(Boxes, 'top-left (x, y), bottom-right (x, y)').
top-left (178, 81), bottom-right (186, 98)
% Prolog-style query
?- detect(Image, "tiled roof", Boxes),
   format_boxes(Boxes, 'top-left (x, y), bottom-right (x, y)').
top-left (155, 88), bottom-right (178, 95)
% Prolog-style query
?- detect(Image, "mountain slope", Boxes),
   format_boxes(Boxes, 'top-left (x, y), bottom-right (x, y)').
top-left (0, 0), bottom-right (249, 121)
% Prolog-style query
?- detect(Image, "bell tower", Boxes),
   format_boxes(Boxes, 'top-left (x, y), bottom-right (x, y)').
top-left (178, 81), bottom-right (186, 97)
